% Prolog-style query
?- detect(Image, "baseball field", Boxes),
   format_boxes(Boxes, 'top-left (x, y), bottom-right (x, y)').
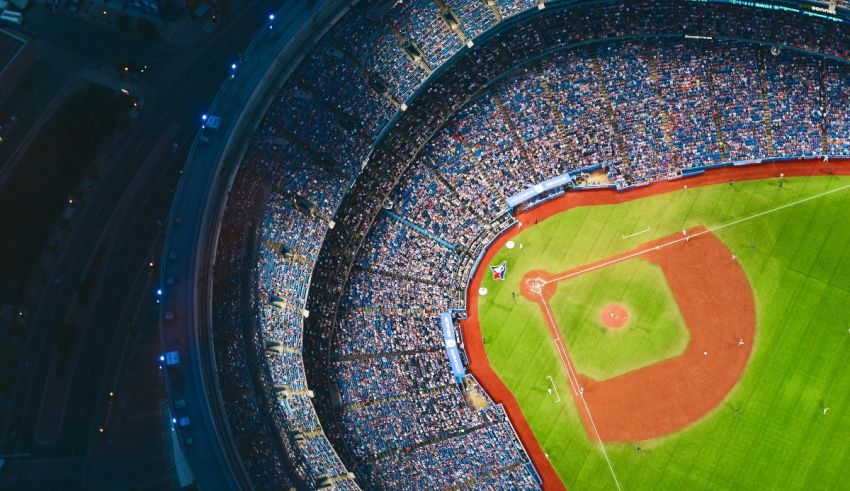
top-left (463, 163), bottom-right (850, 490)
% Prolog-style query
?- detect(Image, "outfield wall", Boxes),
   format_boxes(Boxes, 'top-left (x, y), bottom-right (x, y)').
top-left (459, 158), bottom-right (850, 490)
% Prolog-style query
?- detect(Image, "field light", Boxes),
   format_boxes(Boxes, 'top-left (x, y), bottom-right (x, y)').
top-left (201, 114), bottom-right (208, 121)
top-left (231, 63), bottom-right (237, 70)
top-left (157, 289), bottom-right (163, 295)
top-left (160, 355), bottom-right (165, 362)
top-left (268, 13), bottom-right (275, 20)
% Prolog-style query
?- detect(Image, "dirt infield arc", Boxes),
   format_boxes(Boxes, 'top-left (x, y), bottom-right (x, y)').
top-left (523, 228), bottom-right (755, 441)
top-left (461, 159), bottom-right (850, 490)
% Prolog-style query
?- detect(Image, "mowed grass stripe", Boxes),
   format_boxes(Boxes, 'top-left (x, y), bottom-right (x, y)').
top-left (549, 260), bottom-right (688, 380)
top-left (478, 175), bottom-right (850, 489)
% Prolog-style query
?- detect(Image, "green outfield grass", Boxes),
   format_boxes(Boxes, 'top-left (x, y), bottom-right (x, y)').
top-left (548, 258), bottom-right (689, 380)
top-left (478, 175), bottom-right (850, 489)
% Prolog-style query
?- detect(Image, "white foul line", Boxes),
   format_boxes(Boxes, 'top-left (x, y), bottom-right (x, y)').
top-left (539, 293), bottom-right (623, 491)
top-left (621, 226), bottom-right (651, 239)
top-left (544, 182), bottom-right (850, 286)
top-left (529, 181), bottom-right (850, 491)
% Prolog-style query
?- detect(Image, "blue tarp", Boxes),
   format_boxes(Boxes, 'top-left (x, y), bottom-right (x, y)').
top-left (440, 311), bottom-right (466, 383)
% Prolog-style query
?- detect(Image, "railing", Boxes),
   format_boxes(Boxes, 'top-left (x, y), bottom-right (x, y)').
top-left (306, 0), bottom-right (850, 464)
top-left (160, 0), bottom-right (850, 488)
top-left (157, 1), bottom-right (354, 489)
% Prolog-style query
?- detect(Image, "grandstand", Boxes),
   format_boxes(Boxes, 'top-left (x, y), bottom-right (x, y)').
top-left (160, 0), bottom-right (850, 489)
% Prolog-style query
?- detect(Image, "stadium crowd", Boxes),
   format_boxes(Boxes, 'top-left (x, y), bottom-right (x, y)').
top-left (205, 0), bottom-right (850, 489)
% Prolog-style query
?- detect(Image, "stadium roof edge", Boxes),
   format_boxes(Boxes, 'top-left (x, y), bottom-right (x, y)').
top-left (157, 1), bottom-right (354, 489)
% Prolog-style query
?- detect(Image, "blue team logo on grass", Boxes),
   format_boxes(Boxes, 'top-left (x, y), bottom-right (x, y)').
top-left (490, 261), bottom-right (507, 281)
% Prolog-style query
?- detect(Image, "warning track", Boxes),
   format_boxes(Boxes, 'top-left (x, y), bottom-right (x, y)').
top-left (461, 159), bottom-right (850, 490)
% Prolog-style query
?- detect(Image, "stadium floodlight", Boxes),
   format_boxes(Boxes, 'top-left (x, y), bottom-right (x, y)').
top-left (268, 13), bottom-right (275, 21)
top-left (201, 113), bottom-right (208, 121)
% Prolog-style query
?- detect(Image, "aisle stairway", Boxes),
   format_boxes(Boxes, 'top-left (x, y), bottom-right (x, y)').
top-left (277, 128), bottom-right (348, 179)
top-left (646, 55), bottom-right (678, 163)
top-left (456, 137), bottom-right (505, 200)
top-left (482, 0), bottom-right (502, 22)
top-left (491, 89), bottom-right (542, 181)
top-left (298, 80), bottom-right (368, 139)
top-left (817, 61), bottom-right (831, 154)
top-left (262, 239), bottom-right (313, 265)
top-left (704, 72), bottom-right (730, 160)
top-left (434, 0), bottom-right (473, 47)
top-left (590, 54), bottom-right (626, 158)
top-left (756, 54), bottom-right (777, 156)
top-left (334, 46), bottom-right (406, 111)
top-left (422, 161), bottom-right (490, 223)
top-left (265, 341), bottom-right (301, 355)
top-left (538, 69), bottom-right (579, 165)
top-left (260, 290), bottom-right (303, 311)
top-left (388, 24), bottom-right (433, 73)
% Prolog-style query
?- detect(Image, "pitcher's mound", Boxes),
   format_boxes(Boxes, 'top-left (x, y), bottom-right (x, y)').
top-left (600, 304), bottom-right (629, 330)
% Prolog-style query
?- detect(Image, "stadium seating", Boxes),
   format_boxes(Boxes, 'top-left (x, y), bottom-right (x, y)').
top-left (209, 1), bottom-right (850, 488)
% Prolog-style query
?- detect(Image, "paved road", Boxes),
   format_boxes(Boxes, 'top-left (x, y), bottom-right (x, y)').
top-left (0, 0), bottom-right (287, 488)
top-left (0, 10), bottom-right (175, 183)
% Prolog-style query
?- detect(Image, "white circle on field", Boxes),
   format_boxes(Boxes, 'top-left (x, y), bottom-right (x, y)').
top-left (479, 287), bottom-right (488, 296)
top-left (506, 240), bottom-right (515, 249)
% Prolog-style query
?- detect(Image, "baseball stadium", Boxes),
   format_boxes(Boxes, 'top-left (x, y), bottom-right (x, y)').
top-left (156, 0), bottom-right (850, 490)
